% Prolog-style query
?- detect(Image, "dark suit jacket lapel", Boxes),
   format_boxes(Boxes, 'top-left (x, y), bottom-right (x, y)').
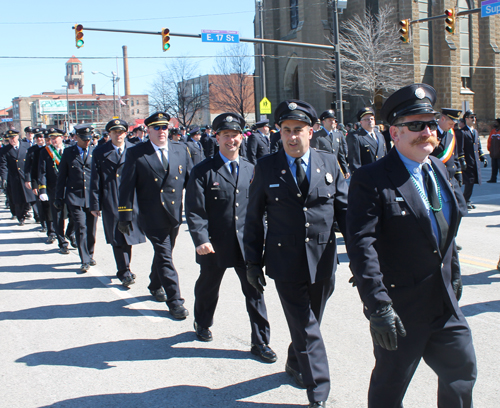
top-left (274, 149), bottom-right (299, 194)
top-left (103, 142), bottom-right (119, 165)
top-left (238, 159), bottom-right (253, 189)
top-left (213, 153), bottom-right (236, 187)
top-left (360, 128), bottom-right (378, 150)
top-left (144, 141), bottom-right (166, 179)
top-left (308, 148), bottom-right (325, 195)
top-left (386, 149), bottom-right (438, 249)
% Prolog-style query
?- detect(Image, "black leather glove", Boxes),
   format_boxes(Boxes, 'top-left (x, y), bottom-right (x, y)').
top-left (455, 173), bottom-right (463, 187)
top-left (452, 276), bottom-right (463, 301)
top-left (246, 262), bottom-right (266, 294)
top-left (348, 276), bottom-right (357, 287)
top-left (53, 199), bottom-right (63, 211)
top-left (459, 158), bottom-right (467, 172)
top-left (483, 159), bottom-right (488, 168)
top-left (370, 303), bottom-right (406, 351)
top-left (118, 221), bottom-right (132, 235)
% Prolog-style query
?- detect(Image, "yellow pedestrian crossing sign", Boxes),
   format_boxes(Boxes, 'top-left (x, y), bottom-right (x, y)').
top-left (260, 97), bottom-right (272, 115)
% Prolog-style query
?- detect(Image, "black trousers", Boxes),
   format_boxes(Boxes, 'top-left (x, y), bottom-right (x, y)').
top-left (194, 260), bottom-right (270, 345)
top-left (275, 274), bottom-right (335, 403)
top-left (112, 244), bottom-right (133, 278)
top-left (368, 310), bottom-right (476, 408)
top-left (489, 157), bottom-right (500, 181)
top-left (463, 181), bottom-right (475, 203)
top-left (145, 227), bottom-right (184, 309)
top-left (67, 204), bottom-right (97, 264)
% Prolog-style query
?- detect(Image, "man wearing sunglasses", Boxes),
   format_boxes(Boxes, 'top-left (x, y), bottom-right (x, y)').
top-left (118, 112), bottom-right (193, 320)
top-left (456, 110), bottom-right (487, 209)
top-left (346, 84), bottom-right (476, 408)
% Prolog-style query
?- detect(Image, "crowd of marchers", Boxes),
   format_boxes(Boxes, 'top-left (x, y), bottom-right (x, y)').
top-left (1, 83), bottom-right (500, 407)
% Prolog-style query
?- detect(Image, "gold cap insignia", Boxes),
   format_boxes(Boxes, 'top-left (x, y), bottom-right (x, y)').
top-left (115, 120), bottom-right (120, 124)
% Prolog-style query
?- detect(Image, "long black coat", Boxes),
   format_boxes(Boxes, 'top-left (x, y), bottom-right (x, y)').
top-left (90, 140), bottom-right (146, 246)
top-left (0, 141), bottom-right (36, 204)
top-left (244, 148), bottom-right (348, 284)
top-left (246, 131), bottom-right (270, 164)
top-left (185, 138), bottom-right (205, 166)
top-left (38, 146), bottom-right (63, 198)
top-left (346, 128), bottom-right (386, 173)
top-left (312, 128), bottom-right (349, 176)
top-left (346, 148), bottom-right (461, 322)
top-left (456, 126), bottom-right (485, 184)
top-left (118, 140), bottom-right (192, 231)
top-left (185, 154), bottom-right (253, 268)
top-left (24, 144), bottom-right (45, 188)
top-left (55, 144), bottom-right (95, 207)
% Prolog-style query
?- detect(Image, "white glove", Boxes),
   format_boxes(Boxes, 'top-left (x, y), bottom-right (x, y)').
top-left (39, 194), bottom-right (49, 202)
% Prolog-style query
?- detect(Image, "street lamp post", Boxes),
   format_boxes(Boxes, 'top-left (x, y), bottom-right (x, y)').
top-left (92, 71), bottom-right (120, 117)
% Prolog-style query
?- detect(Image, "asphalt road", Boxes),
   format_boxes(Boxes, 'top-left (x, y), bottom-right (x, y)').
top-left (0, 161), bottom-right (499, 407)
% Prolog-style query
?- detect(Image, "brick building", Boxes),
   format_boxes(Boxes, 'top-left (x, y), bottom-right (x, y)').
top-left (254, 0), bottom-right (500, 127)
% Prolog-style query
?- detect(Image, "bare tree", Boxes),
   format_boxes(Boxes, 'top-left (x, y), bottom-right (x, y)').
top-left (314, 5), bottom-right (412, 106)
top-left (148, 59), bottom-right (208, 128)
top-left (211, 43), bottom-right (255, 120)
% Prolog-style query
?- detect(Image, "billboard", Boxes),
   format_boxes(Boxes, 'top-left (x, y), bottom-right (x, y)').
top-left (39, 100), bottom-right (68, 114)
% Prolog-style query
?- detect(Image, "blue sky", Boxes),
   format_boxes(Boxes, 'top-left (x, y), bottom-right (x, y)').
top-left (0, 0), bottom-right (257, 109)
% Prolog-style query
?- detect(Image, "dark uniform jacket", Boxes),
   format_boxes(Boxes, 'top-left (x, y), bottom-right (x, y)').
top-left (244, 148), bottom-right (348, 284)
top-left (346, 148), bottom-right (461, 323)
top-left (200, 134), bottom-right (217, 158)
top-left (55, 144), bottom-right (94, 208)
top-left (312, 128), bottom-right (349, 176)
top-left (270, 131), bottom-right (282, 153)
top-left (185, 154), bottom-right (253, 268)
top-left (90, 140), bottom-right (146, 246)
top-left (456, 126), bottom-right (485, 184)
top-left (0, 141), bottom-right (36, 204)
top-left (24, 144), bottom-right (45, 188)
top-left (246, 131), bottom-right (270, 164)
top-left (346, 128), bottom-right (386, 173)
top-left (185, 138), bottom-right (205, 166)
top-left (38, 146), bottom-right (63, 198)
top-left (118, 140), bottom-right (192, 231)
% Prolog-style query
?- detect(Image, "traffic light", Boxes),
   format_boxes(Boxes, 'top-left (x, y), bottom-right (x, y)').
top-left (162, 28), bottom-right (170, 51)
top-left (75, 24), bottom-right (84, 48)
top-left (445, 9), bottom-right (456, 34)
top-left (399, 19), bottom-right (410, 43)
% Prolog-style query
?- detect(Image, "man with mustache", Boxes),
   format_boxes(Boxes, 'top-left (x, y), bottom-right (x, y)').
top-left (346, 84), bottom-right (477, 408)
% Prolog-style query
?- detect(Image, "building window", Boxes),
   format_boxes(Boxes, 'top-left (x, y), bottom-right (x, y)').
top-left (458, 0), bottom-right (472, 89)
top-left (290, 0), bottom-right (299, 30)
top-left (136, 100), bottom-right (139, 105)
top-left (418, 0), bottom-right (433, 85)
top-left (131, 100), bottom-right (134, 106)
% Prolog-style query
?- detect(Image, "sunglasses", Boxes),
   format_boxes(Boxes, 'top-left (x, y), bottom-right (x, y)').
top-left (395, 120), bottom-right (438, 132)
top-left (153, 125), bottom-right (168, 131)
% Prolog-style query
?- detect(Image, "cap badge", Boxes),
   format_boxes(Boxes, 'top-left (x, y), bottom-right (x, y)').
top-left (50, 128), bottom-right (54, 132)
top-left (159, 113), bottom-right (163, 118)
top-left (415, 88), bottom-right (426, 99)
top-left (85, 128), bottom-right (89, 132)
top-left (288, 102), bottom-right (298, 111)
top-left (325, 173), bottom-right (333, 184)
top-left (225, 116), bottom-right (234, 122)
top-left (114, 120), bottom-right (120, 124)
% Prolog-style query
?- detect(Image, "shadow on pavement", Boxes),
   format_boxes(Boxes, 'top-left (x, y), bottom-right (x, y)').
top-left (38, 373), bottom-right (303, 408)
top-left (16, 332), bottom-right (277, 370)
top-left (0, 276), bottom-right (111, 291)
top-left (461, 300), bottom-right (500, 316)
top-left (0, 261), bottom-right (78, 274)
top-left (462, 269), bottom-right (500, 286)
top-left (464, 210), bottom-right (500, 218)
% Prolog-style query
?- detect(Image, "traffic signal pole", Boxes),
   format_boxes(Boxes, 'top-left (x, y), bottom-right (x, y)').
top-left (408, 7), bottom-right (480, 25)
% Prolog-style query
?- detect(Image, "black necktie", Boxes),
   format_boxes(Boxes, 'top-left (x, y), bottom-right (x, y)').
top-left (422, 163), bottom-right (449, 250)
top-left (118, 147), bottom-right (123, 156)
top-left (295, 157), bottom-right (309, 198)
top-left (159, 148), bottom-right (168, 171)
top-left (82, 148), bottom-right (88, 163)
top-left (230, 161), bottom-right (238, 182)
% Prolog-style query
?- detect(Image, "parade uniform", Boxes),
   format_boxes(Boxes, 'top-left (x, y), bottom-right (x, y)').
top-left (246, 120), bottom-right (271, 164)
top-left (346, 84), bottom-right (476, 408)
top-left (90, 120), bottom-right (146, 285)
top-left (185, 136), bottom-right (206, 166)
top-left (55, 125), bottom-right (97, 269)
top-left (313, 127), bottom-right (349, 176)
top-left (185, 113), bottom-right (272, 353)
top-left (118, 112), bottom-right (192, 315)
top-left (0, 130), bottom-right (36, 223)
top-left (244, 100), bottom-right (348, 405)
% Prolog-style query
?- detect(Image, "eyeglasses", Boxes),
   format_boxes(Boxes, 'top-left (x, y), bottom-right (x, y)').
top-left (394, 120), bottom-right (438, 132)
top-left (153, 125), bottom-right (168, 131)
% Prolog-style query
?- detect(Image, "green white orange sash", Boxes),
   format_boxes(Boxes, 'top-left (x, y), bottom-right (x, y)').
top-left (46, 145), bottom-right (62, 167)
top-left (436, 129), bottom-right (455, 164)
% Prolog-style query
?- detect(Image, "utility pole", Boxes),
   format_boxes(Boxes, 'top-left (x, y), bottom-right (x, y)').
top-left (331, 0), bottom-right (343, 124)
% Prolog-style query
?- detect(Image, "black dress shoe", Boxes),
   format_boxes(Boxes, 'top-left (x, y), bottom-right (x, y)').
top-left (194, 321), bottom-right (213, 342)
top-left (487, 180), bottom-right (496, 183)
top-left (285, 362), bottom-right (306, 388)
top-left (251, 343), bottom-right (277, 363)
top-left (120, 275), bottom-right (135, 287)
top-left (467, 202), bottom-right (476, 210)
top-left (47, 235), bottom-right (56, 244)
top-left (89, 259), bottom-right (97, 266)
top-left (309, 402), bottom-right (326, 408)
top-left (41, 226), bottom-right (47, 232)
top-left (18, 219), bottom-right (25, 226)
top-left (456, 244), bottom-right (462, 251)
top-left (169, 304), bottom-right (189, 320)
top-left (150, 288), bottom-right (168, 302)
top-left (59, 247), bottom-right (70, 255)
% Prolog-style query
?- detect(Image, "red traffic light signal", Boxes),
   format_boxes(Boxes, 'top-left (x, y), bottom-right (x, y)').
top-left (75, 24), bottom-right (84, 48)
top-left (445, 9), bottom-right (456, 34)
top-left (399, 19), bottom-right (410, 43)
top-left (162, 28), bottom-right (170, 51)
